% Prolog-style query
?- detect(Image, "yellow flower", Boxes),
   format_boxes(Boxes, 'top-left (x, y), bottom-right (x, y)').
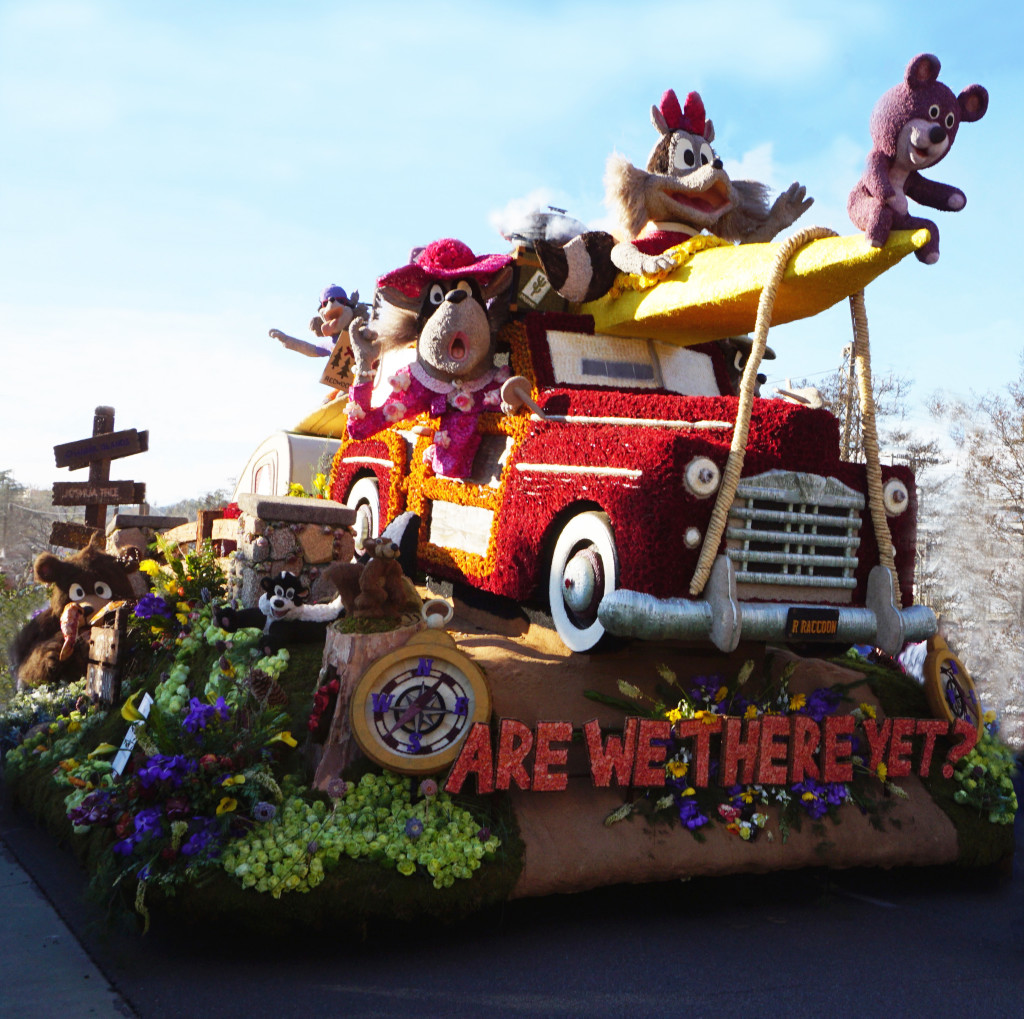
top-left (802, 791), bottom-right (816, 802)
top-left (138, 559), bottom-right (161, 577)
top-left (216, 797), bottom-right (238, 815)
top-left (788, 693), bottom-right (807, 711)
top-left (58, 758), bottom-right (78, 772)
top-left (88, 743), bottom-right (118, 759)
top-left (221, 774), bottom-right (246, 787)
top-left (859, 702), bottom-right (877, 719)
top-left (267, 731), bottom-right (298, 748)
top-left (681, 787), bottom-right (696, 797)
top-left (667, 760), bottom-right (688, 778)
top-left (876, 762), bottom-right (888, 782)
top-left (714, 685), bottom-right (729, 703)
top-left (665, 708), bottom-right (682, 724)
top-left (984, 710), bottom-right (996, 724)
top-left (67, 719), bottom-right (81, 733)
top-left (739, 789), bottom-right (754, 804)
top-left (693, 710), bottom-right (718, 726)
top-left (744, 704), bottom-right (759, 720)
top-left (287, 482), bottom-right (307, 497)
top-left (121, 691), bottom-right (148, 722)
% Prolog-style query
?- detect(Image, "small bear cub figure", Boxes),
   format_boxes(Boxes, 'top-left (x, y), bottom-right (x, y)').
top-left (847, 53), bottom-right (987, 264)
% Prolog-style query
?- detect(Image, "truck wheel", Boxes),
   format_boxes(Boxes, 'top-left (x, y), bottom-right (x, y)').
top-left (548, 511), bottom-right (619, 652)
top-left (345, 477), bottom-right (380, 553)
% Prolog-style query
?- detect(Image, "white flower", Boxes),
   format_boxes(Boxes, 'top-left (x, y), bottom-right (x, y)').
top-left (482, 389), bottom-right (501, 408)
top-left (433, 429), bottom-right (451, 449)
top-left (451, 391), bottom-right (474, 413)
top-left (383, 400), bottom-right (408, 423)
top-left (345, 402), bottom-right (365, 421)
top-left (388, 367), bottom-right (411, 392)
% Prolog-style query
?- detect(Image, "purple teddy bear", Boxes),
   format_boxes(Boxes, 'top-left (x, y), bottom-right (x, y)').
top-left (847, 53), bottom-right (987, 264)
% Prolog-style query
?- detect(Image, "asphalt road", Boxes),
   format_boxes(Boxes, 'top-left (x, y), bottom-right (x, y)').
top-left (2, 773), bottom-right (1022, 1019)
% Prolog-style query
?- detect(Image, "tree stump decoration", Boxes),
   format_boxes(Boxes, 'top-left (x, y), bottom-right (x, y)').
top-left (312, 617), bottom-right (423, 788)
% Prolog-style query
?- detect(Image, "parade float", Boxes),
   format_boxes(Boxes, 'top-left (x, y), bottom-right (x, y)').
top-left (1, 55), bottom-right (1017, 934)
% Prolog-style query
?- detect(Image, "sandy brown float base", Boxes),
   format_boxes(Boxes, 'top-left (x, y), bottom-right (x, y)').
top-left (446, 610), bottom-right (960, 899)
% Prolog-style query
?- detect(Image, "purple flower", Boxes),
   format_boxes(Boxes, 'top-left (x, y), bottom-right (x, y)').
top-left (136, 754), bottom-right (195, 788)
top-left (253, 801), bottom-right (277, 823)
top-left (405, 817), bottom-right (424, 839)
top-left (797, 687), bottom-right (841, 723)
top-left (476, 827), bottom-right (491, 842)
top-left (691, 676), bottom-right (723, 704)
top-left (67, 790), bottom-right (117, 828)
top-left (182, 696), bottom-right (230, 734)
top-left (678, 798), bottom-right (710, 830)
top-left (326, 778), bottom-right (349, 800)
top-left (418, 779), bottom-right (438, 799)
top-left (133, 593), bottom-right (172, 620)
top-left (181, 818), bottom-right (222, 859)
top-left (792, 778), bottom-right (848, 819)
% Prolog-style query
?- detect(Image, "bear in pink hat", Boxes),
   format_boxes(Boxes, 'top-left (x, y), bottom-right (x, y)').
top-left (345, 239), bottom-right (533, 478)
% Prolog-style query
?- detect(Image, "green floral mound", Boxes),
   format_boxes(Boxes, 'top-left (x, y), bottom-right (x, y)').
top-left (223, 773), bottom-right (502, 897)
top-left (0, 542), bottom-right (522, 933)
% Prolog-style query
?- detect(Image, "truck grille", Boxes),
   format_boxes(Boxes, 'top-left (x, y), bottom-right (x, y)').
top-left (726, 471), bottom-right (863, 592)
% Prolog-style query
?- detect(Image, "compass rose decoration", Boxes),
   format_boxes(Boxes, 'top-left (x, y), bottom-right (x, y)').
top-left (349, 598), bottom-right (492, 774)
top-left (923, 635), bottom-right (983, 735)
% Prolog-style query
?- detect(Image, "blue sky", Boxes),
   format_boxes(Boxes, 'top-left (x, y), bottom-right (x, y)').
top-left (0, 0), bottom-right (1020, 503)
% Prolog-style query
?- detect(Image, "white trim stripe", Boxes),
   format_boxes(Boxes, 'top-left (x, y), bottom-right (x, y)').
top-left (515, 463), bottom-right (643, 479)
top-left (530, 413), bottom-right (732, 430)
top-left (341, 456), bottom-right (394, 467)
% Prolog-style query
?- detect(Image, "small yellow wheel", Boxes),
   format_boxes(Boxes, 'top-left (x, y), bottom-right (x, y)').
top-left (923, 635), bottom-right (983, 735)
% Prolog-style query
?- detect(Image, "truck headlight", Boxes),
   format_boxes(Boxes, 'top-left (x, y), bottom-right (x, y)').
top-left (684, 457), bottom-right (721, 498)
top-left (883, 478), bottom-right (909, 515)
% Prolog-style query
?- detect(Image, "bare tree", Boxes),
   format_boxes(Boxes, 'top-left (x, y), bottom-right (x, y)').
top-left (926, 358), bottom-right (1024, 747)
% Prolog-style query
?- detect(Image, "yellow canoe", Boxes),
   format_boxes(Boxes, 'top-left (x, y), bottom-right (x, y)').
top-left (295, 398), bottom-right (350, 439)
top-left (580, 228), bottom-right (929, 344)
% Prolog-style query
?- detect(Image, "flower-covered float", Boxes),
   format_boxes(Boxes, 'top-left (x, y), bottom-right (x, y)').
top-left (2, 62), bottom-right (1016, 934)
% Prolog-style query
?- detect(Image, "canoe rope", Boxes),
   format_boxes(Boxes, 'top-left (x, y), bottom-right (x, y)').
top-left (688, 225), bottom-right (900, 609)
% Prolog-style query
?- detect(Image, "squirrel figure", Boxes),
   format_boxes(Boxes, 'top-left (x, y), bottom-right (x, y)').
top-left (536, 88), bottom-right (813, 303)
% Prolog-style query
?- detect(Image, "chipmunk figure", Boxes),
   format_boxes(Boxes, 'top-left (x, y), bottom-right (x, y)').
top-left (536, 88), bottom-right (813, 303)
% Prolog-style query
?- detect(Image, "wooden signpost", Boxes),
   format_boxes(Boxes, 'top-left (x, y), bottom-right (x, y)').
top-left (87, 604), bottom-right (129, 705)
top-left (50, 406), bottom-right (148, 549)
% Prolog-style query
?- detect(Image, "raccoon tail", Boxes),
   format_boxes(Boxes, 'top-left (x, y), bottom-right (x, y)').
top-left (534, 231), bottom-right (619, 303)
top-left (296, 595), bottom-right (344, 623)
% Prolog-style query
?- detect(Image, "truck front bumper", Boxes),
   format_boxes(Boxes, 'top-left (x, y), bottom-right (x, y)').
top-left (598, 557), bottom-right (936, 656)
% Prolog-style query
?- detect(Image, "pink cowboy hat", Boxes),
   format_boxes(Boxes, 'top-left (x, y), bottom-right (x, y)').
top-left (377, 238), bottom-right (512, 299)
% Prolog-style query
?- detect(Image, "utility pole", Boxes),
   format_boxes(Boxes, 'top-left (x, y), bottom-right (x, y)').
top-left (840, 342), bottom-right (856, 461)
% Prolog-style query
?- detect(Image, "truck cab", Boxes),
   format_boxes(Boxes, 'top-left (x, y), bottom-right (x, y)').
top-left (328, 302), bottom-right (934, 655)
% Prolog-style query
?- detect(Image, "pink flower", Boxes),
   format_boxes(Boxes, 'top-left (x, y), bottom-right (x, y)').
top-left (383, 400), bottom-right (408, 423)
top-left (388, 367), bottom-right (412, 392)
top-left (451, 391), bottom-right (474, 413)
top-left (433, 429), bottom-right (451, 449)
top-left (345, 402), bottom-right (365, 421)
top-left (482, 388), bottom-right (501, 407)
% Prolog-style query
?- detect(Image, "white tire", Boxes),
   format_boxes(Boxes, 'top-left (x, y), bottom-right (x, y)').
top-left (345, 477), bottom-right (380, 553)
top-left (548, 511), bottom-right (619, 652)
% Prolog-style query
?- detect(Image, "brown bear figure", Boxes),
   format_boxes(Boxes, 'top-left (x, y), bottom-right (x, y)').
top-left (325, 537), bottom-right (421, 619)
top-left (10, 534), bottom-right (139, 690)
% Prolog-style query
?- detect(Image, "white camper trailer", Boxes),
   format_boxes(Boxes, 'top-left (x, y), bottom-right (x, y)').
top-left (231, 432), bottom-right (340, 501)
